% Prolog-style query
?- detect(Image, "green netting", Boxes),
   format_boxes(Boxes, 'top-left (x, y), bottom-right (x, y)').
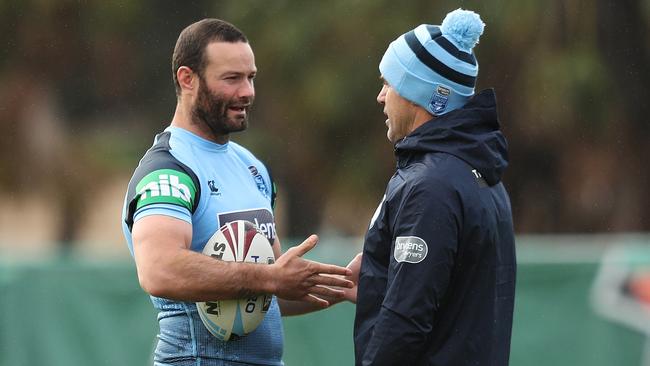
top-left (1, 238), bottom-right (648, 366)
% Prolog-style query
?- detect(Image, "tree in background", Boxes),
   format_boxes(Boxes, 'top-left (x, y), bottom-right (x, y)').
top-left (0, 0), bottom-right (648, 246)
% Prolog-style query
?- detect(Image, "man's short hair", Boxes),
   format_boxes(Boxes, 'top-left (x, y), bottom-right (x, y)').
top-left (172, 19), bottom-right (248, 96)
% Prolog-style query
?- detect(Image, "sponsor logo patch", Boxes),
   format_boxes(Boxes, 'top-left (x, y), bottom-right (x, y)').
top-left (394, 236), bottom-right (428, 263)
top-left (135, 169), bottom-right (196, 210)
top-left (429, 85), bottom-right (451, 114)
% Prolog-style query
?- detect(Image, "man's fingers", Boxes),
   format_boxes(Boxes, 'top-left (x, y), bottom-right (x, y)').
top-left (313, 274), bottom-right (354, 288)
top-left (291, 234), bottom-right (319, 257)
top-left (313, 262), bottom-right (353, 277)
top-left (301, 293), bottom-right (330, 308)
top-left (309, 285), bottom-right (346, 299)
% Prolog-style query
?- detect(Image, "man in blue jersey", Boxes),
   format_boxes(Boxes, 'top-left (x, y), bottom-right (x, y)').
top-left (354, 9), bottom-right (516, 366)
top-left (122, 19), bottom-right (357, 365)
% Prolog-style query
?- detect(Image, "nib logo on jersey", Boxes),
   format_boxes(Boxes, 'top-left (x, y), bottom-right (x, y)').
top-left (135, 169), bottom-right (197, 211)
top-left (218, 208), bottom-right (276, 243)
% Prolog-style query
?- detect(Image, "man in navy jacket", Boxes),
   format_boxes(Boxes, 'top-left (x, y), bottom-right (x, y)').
top-left (354, 9), bottom-right (516, 366)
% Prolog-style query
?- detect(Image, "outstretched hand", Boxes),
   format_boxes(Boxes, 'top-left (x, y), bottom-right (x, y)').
top-left (271, 235), bottom-right (353, 308)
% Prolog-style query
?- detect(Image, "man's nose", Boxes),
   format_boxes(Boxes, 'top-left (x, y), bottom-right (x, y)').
top-left (239, 79), bottom-right (255, 99)
top-left (377, 86), bottom-right (387, 104)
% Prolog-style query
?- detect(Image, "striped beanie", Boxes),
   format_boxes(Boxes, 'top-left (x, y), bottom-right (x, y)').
top-left (379, 8), bottom-right (485, 116)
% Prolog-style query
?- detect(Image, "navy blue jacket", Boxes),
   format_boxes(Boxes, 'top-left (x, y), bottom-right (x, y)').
top-left (354, 89), bottom-right (516, 366)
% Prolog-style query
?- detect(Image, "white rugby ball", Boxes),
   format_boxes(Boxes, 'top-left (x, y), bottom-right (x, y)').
top-left (196, 220), bottom-right (275, 341)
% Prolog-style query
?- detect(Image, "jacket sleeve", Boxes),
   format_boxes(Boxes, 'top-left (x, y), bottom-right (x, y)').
top-left (361, 177), bottom-right (461, 365)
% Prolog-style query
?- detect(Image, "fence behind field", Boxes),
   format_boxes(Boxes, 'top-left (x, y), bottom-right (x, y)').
top-left (1, 235), bottom-right (649, 366)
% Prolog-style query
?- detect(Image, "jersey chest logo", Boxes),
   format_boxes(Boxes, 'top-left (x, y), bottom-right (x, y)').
top-left (207, 180), bottom-right (221, 196)
top-left (248, 165), bottom-right (269, 198)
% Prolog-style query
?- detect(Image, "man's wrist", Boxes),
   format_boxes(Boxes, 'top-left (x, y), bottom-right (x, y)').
top-left (259, 263), bottom-right (277, 294)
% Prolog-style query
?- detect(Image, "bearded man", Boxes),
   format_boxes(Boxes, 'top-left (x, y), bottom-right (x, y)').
top-left (121, 19), bottom-right (357, 366)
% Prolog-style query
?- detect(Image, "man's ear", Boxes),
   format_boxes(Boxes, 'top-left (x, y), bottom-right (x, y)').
top-left (177, 66), bottom-right (197, 94)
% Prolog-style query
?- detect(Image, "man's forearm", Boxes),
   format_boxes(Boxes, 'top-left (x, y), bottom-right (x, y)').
top-left (136, 245), bottom-right (276, 302)
top-left (133, 216), bottom-right (353, 305)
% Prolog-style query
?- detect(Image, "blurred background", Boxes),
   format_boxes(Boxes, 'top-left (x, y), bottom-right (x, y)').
top-left (0, 0), bottom-right (649, 365)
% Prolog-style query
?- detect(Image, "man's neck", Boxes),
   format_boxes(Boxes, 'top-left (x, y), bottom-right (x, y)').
top-left (410, 106), bottom-right (436, 133)
top-left (170, 102), bottom-right (229, 145)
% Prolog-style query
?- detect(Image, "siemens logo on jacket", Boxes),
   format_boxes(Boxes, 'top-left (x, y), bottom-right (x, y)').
top-left (396, 242), bottom-right (424, 251)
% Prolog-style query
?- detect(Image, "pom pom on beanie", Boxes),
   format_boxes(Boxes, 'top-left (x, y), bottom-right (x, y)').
top-left (379, 8), bottom-right (485, 115)
top-left (441, 9), bottom-right (485, 52)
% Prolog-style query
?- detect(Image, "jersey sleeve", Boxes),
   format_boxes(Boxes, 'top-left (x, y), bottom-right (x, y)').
top-left (124, 134), bottom-right (201, 232)
top-left (361, 177), bottom-right (461, 365)
top-left (265, 165), bottom-right (277, 211)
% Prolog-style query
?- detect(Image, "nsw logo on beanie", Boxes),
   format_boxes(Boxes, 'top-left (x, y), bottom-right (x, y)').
top-left (431, 85), bottom-right (451, 114)
top-left (379, 8), bottom-right (485, 116)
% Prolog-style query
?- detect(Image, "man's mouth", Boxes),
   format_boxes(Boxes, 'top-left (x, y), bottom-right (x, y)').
top-left (228, 105), bottom-right (248, 113)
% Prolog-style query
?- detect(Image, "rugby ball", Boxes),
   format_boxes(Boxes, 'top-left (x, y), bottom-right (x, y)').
top-left (196, 220), bottom-right (276, 341)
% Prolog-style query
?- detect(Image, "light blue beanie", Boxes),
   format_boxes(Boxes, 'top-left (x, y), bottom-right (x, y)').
top-left (379, 8), bottom-right (485, 116)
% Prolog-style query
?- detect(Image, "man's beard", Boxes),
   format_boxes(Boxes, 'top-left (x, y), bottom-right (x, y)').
top-left (191, 77), bottom-right (253, 138)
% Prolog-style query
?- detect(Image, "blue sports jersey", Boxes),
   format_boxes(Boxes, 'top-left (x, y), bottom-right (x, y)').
top-left (122, 126), bottom-right (283, 365)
